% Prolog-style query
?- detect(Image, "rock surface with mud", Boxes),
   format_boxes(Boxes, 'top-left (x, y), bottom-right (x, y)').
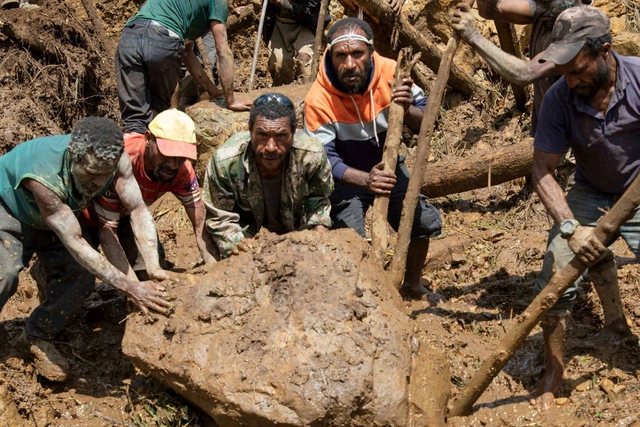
top-left (122, 229), bottom-right (449, 426)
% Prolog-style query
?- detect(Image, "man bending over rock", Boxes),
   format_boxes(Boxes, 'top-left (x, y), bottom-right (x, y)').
top-left (203, 93), bottom-right (333, 258)
top-left (88, 109), bottom-right (218, 278)
top-left (0, 117), bottom-right (174, 382)
top-left (303, 17), bottom-right (442, 299)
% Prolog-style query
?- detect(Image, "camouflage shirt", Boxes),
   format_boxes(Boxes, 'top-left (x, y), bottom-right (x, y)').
top-left (203, 130), bottom-right (333, 257)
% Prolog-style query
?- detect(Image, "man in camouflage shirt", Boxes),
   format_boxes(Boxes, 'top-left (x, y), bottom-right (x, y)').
top-left (203, 93), bottom-right (333, 257)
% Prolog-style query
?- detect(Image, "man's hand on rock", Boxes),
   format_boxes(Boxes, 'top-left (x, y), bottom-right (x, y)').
top-left (368, 162), bottom-right (396, 195)
top-left (567, 225), bottom-right (607, 266)
top-left (452, 2), bottom-right (481, 44)
top-left (127, 280), bottom-right (173, 316)
top-left (231, 238), bottom-right (253, 256)
top-left (390, 77), bottom-right (414, 113)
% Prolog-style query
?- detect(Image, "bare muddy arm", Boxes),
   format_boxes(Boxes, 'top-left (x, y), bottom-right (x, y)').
top-left (24, 178), bottom-right (172, 315)
top-left (452, 3), bottom-right (556, 86)
top-left (184, 203), bottom-right (219, 263)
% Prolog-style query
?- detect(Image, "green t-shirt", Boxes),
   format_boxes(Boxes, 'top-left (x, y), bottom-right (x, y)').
top-left (132, 0), bottom-right (228, 41)
top-left (0, 135), bottom-right (114, 230)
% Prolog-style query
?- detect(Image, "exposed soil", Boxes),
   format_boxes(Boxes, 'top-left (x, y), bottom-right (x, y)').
top-left (1, 0), bottom-right (640, 426)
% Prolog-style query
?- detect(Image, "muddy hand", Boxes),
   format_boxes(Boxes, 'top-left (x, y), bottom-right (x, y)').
top-left (388, 0), bottom-right (405, 14)
top-left (390, 77), bottom-right (414, 113)
top-left (147, 268), bottom-right (182, 282)
top-left (452, 2), bottom-right (481, 43)
top-left (231, 238), bottom-right (253, 256)
top-left (368, 162), bottom-right (397, 195)
top-left (127, 280), bottom-right (173, 316)
top-left (567, 225), bottom-right (607, 266)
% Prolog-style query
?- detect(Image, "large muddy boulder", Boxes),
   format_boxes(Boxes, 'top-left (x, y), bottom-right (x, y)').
top-left (122, 229), bottom-right (449, 427)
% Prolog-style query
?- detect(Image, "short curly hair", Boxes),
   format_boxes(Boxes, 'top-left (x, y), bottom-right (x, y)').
top-left (69, 117), bottom-right (123, 164)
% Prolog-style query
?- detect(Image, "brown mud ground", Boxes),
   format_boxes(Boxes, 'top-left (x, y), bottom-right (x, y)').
top-left (1, 0), bottom-right (640, 426)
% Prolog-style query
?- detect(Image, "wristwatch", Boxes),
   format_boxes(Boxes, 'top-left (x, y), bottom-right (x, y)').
top-left (559, 219), bottom-right (580, 239)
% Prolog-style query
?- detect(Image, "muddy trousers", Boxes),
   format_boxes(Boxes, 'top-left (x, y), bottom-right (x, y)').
top-left (0, 201), bottom-right (95, 340)
top-left (534, 182), bottom-right (640, 314)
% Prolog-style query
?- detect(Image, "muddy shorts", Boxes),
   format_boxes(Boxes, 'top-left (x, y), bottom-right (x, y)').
top-left (534, 182), bottom-right (640, 314)
top-left (268, 20), bottom-right (314, 86)
top-left (0, 200), bottom-right (95, 340)
top-left (115, 19), bottom-right (185, 134)
top-left (330, 159), bottom-right (442, 240)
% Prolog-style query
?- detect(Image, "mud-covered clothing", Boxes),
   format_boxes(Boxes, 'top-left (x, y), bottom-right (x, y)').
top-left (0, 200), bottom-right (96, 340)
top-left (304, 51), bottom-right (427, 182)
top-left (0, 135), bottom-right (113, 229)
top-left (268, 21), bottom-right (315, 86)
top-left (203, 130), bottom-right (333, 257)
top-left (89, 132), bottom-right (201, 228)
top-left (130, 0), bottom-right (228, 41)
top-left (534, 52), bottom-right (640, 312)
top-left (534, 52), bottom-right (640, 195)
top-left (534, 183), bottom-right (640, 314)
top-left (0, 135), bottom-right (112, 341)
top-left (116, 0), bottom-right (227, 133)
top-left (527, 0), bottom-right (561, 136)
top-left (262, 0), bottom-right (326, 43)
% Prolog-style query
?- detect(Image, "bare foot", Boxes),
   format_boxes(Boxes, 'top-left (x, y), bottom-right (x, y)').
top-left (529, 365), bottom-right (563, 411)
top-left (399, 282), bottom-right (445, 305)
top-left (589, 318), bottom-right (638, 347)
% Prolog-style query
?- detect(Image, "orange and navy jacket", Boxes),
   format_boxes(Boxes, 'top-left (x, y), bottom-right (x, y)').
top-left (303, 50), bottom-right (427, 182)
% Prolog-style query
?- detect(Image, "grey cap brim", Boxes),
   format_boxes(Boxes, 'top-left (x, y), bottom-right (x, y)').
top-left (538, 40), bottom-right (585, 65)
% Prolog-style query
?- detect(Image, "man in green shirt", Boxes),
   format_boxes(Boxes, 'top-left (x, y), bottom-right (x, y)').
top-left (0, 117), bottom-right (174, 382)
top-left (203, 93), bottom-right (333, 257)
top-left (116, 0), bottom-right (251, 134)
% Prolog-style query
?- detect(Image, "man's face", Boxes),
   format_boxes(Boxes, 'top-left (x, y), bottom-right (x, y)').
top-left (147, 134), bottom-right (185, 183)
top-left (250, 116), bottom-right (293, 178)
top-left (556, 47), bottom-right (611, 100)
top-left (329, 29), bottom-right (373, 94)
top-left (70, 151), bottom-right (117, 202)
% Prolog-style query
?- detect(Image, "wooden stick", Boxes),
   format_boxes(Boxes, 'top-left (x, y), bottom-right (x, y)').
top-left (493, 21), bottom-right (527, 109)
top-left (249, 0), bottom-right (269, 91)
top-left (80, 0), bottom-right (113, 57)
top-left (196, 38), bottom-right (215, 83)
top-left (448, 171), bottom-right (640, 416)
top-left (387, 0), bottom-right (476, 289)
top-left (371, 47), bottom-right (421, 264)
top-left (309, 0), bottom-right (330, 82)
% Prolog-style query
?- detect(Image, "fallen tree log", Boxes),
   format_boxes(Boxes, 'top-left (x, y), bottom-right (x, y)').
top-left (122, 229), bottom-right (450, 426)
top-left (338, 0), bottom-right (480, 97)
top-left (421, 137), bottom-right (534, 198)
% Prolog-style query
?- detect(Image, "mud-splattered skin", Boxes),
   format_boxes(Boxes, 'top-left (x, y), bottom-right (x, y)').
top-left (24, 152), bottom-right (174, 315)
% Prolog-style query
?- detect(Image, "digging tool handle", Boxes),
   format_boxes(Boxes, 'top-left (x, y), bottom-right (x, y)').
top-left (371, 48), bottom-right (421, 263)
top-left (388, 0), bottom-right (475, 288)
top-left (309, 0), bottom-right (330, 82)
top-left (448, 171), bottom-right (640, 416)
top-left (249, 0), bottom-right (270, 91)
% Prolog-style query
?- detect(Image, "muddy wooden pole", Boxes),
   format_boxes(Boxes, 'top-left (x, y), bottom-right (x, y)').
top-left (249, 0), bottom-right (269, 90)
top-left (388, 0), bottom-right (475, 288)
top-left (493, 21), bottom-right (527, 109)
top-left (371, 48), bottom-right (421, 264)
top-left (309, 0), bottom-right (330, 82)
top-left (448, 172), bottom-right (640, 417)
top-left (80, 0), bottom-right (114, 57)
top-left (196, 38), bottom-right (215, 83)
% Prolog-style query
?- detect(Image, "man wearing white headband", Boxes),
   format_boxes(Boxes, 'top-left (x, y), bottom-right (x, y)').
top-left (304, 17), bottom-right (442, 301)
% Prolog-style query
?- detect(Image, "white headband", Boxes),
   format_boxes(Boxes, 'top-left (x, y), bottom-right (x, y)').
top-left (328, 33), bottom-right (373, 47)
